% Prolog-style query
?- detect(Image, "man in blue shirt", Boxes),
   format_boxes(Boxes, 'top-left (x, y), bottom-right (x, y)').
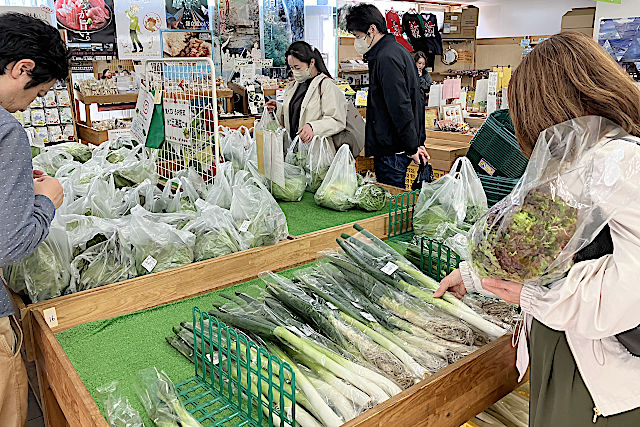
top-left (0, 13), bottom-right (69, 426)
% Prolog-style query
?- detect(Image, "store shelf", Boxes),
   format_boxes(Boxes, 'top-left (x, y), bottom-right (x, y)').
top-left (73, 90), bottom-right (138, 105)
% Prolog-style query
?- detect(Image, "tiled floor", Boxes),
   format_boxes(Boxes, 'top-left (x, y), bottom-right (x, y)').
top-left (27, 386), bottom-right (44, 427)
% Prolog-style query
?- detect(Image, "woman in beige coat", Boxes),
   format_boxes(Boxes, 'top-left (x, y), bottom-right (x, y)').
top-left (266, 41), bottom-right (347, 147)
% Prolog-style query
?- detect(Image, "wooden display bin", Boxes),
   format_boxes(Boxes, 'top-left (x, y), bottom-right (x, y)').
top-left (27, 214), bottom-right (520, 426)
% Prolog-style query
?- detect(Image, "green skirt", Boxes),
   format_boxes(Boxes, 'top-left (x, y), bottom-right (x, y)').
top-left (529, 318), bottom-right (640, 426)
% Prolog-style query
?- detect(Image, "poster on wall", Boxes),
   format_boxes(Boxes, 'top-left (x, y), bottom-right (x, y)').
top-left (162, 30), bottom-right (212, 57)
top-left (598, 17), bottom-right (640, 65)
top-left (166, 0), bottom-right (209, 30)
top-left (55, 0), bottom-right (117, 53)
top-left (0, 6), bottom-right (53, 24)
top-left (219, 0), bottom-right (261, 71)
top-left (114, 0), bottom-right (164, 59)
top-left (262, 0), bottom-right (304, 67)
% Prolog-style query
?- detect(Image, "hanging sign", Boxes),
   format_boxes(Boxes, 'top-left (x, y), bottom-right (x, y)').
top-left (130, 87), bottom-right (155, 144)
top-left (487, 71), bottom-right (498, 115)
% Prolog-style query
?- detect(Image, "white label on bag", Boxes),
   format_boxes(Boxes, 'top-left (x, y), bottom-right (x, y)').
top-left (351, 301), bottom-right (364, 310)
top-left (361, 312), bottom-right (377, 322)
top-left (381, 262), bottom-right (399, 275)
top-left (326, 301), bottom-right (338, 310)
top-left (142, 255), bottom-right (157, 272)
top-left (239, 220), bottom-right (251, 232)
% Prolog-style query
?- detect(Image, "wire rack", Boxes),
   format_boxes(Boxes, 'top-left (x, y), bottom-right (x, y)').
top-left (145, 58), bottom-right (221, 184)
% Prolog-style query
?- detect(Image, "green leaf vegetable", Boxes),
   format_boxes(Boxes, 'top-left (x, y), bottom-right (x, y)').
top-left (271, 164), bottom-right (307, 202)
top-left (194, 229), bottom-right (240, 262)
top-left (58, 142), bottom-right (93, 163)
top-left (471, 189), bottom-right (577, 283)
top-left (350, 184), bottom-right (390, 212)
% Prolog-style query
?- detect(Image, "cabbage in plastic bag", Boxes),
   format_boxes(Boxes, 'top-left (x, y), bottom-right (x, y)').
top-left (284, 135), bottom-right (310, 169)
top-left (306, 136), bottom-right (336, 193)
top-left (314, 144), bottom-right (358, 211)
top-left (110, 145), bottom-right (158, 188)
top-left (350, 184), bottom-right (390, 211)
top-left (452, 157), bottom-right (488, 224)
top-left (469, 116), bottom-right (632, 285)
top-left (271, 163), bottom-right (306, 202)
top-left (6, 221), bottom-right (72, 303)
top-left (413, 173), bottom-right (466, 237)
top-left (57, 142), bottom-right (93, 163)
top-left (205, 161), bottom-right (233, 209)
top-left (32, 148), bottom-right (74, 176)
top-left (66, 175), bottom-right (124, 218)
top-left (187, 202), bottom-right (249, 261)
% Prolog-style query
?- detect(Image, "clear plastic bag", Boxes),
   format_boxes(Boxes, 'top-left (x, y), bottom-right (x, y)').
top-left (118, 179), bottom-right (166, 215)
top-left (451, 157), bottom-right (488, 224)
top-left (97, 381), bottom-right (144, 427)
top-left (6, 219), bottom-right (72, 302)
top-left (204, 161), bottom-right (234, 209)
top-left (136, 367), bottom-right (202, 427)
top-left (254, 109), bottom-right (281, 132)
top-left (163, 176), bottom-right (202, 213)
top-left (413, 172), bottom-right (466, 237)
top-left (221, 128), bottom-right (252, 172)
top-left (350, 184), bottom-right (390, 212)
top-left (469, 116), bottom-right (635, 285)
top-left (306, 136), bottom-right (336, 193)
top-left (284, 135), bottom-right (310, 170)
top-left (230, 178), bottom-right (288, 247)
top-left (120, 206), bottom-right (195, 276)
top-left (271, 162), bottom-right (306, 202)
top-left (187, 201), bottom-right (250, 261)
top-left (315, 144), bottom-right (359, 211)
top-left (66, 175), bottom-right (125, 219)
top-left (32, 147), bottom-right (75, 176)
top-left (110, 144), bottom-right (158, 188)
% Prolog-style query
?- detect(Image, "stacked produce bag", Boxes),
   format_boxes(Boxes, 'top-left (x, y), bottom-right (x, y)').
top-left (7, 135), bottom-right (289, 303)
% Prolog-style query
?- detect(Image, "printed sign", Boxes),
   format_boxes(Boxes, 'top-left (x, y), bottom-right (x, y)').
top-left (130, 87), bottom-right (155, 144)
top-left (163, 100), bottom-right (191, 145)
top-left (113, 0), bottom-right (165, 60)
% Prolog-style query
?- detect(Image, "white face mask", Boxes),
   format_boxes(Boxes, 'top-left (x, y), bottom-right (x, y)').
top-left (292, 68), bottom-right (311, 83)
top-left (354, 32), bottom-right (374, 55)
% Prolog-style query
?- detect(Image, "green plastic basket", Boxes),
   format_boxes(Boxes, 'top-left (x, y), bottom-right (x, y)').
top-left (479, 175), bottom-right (519, 207)
top-left (387, 192), bottom-right (461, 280)
top-left (467, 109), bottom-right (528, 179)
top-left (176, 307), bottom-right (296, 427)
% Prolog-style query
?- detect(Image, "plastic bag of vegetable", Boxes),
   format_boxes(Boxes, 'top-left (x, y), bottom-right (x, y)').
top-left (65, 215), bottom-right (131, 292)
top-left (186, 201), bottom-right (250, 261)
top-left (254, 108), bottom-right (281, 132)
top-left (136, 367), bottom-right (202, 427)
top-left (120, 206), bottom-right (195, 276)
top-left (110, 144), bottom-right (158, 188)
top-left (413, 171), bottom-right (466, 237)
top-left (57, 142), bottom-right (93, 163)
top-left (469, 116), bottom-right (635, 285)
top-left (163, 176), bottom-right (202, 213)
top-left (32, 147), bottom-right (74, 176)
top-left (350, 184), bottom-right (390, 212)
top-left (284, 135), bottom-right (310, 169)
top-left (306, 136), bottom-right (336, 193)
top-left (451, 157), bottom-right (487, 224)
top-left (97, 381), bottom-right (144, 427)
top-left (204, 161), bottom-right (233, 209)
top-left (230, 178), bottom-right (288, 248)
top-left (271, 162), bottom-right (306, 202)
top-left (66, 175), bottom-right (125, 218)
top-left (314, 144), bottom-right (358, 211)
top-left (117, 179), bottom-right (166, 215)
top-left (6, 220), bottom-right (72, 303)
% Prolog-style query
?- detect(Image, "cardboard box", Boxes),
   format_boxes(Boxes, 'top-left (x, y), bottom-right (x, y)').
top-left (561, 7), bottom-right (595, 30)
top-left (444, 12), bottom-right (462, 23)
top-left (425, 142), bottom-right (469, 171)
top-left (563, 27), bottom-right (594, 37)
top-left (426, 130), bottom-right (473, 144)
top-left (443, 22), bottom-right (461, 35)
top-left (461, 7), bottom-right (479, 27)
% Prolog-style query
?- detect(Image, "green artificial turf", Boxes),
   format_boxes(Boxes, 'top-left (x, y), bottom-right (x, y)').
top-left (56, 264), bottom-right (313, 426)
top-left (278, 191), bottom-right (387, 236)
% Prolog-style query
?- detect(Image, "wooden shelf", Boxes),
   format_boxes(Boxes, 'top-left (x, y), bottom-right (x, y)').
top-left (73, 90), bottom-right (138, 105)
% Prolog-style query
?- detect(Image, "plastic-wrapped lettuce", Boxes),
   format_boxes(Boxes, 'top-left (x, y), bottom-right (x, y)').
top-left (57, 142), bottom-right (93, 163)
top-left (351, 184), bottom-right (390, 211)
top-left (186, 202), bottom-right (249, 261)
top-left (314, 144), bottom-right (358, 211)
top-left (32, 147), bottom-right (75, 176)
top-left (6, 220), bottom-right (72, 303)
top-left (230, 178), bottom-right (288, 248)
top-left (205, 161), bottom-right (233, 209)
top-left (110, 144), bottom-right (158, 188)
top-left (285, 135), bottom-right (310, 169)
top-left (306, 136), bottom-right (335, 193)
top-left (271, 163), bottom-right (306, 202)
top-left (120, 206), bottom-right (195, 276)
top-left (413, 175), bottom-right (465, 237)
top-left (66, 175), bottom-right (125, 218)
top-left (164, 176), bottom-right (202, 213)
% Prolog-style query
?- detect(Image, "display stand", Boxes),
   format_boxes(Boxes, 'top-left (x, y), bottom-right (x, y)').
top-left (73, 91), bottom-right (138, 145)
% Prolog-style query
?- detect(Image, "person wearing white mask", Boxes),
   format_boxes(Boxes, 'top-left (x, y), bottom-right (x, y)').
top-left (346, 3), bottom-right (429, 189)
top-left (266, 41), bottom-right (347, 147)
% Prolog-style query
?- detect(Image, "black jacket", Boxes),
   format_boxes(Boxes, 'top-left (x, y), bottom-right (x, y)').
top-left (364, 34), bottom-right (426, 157)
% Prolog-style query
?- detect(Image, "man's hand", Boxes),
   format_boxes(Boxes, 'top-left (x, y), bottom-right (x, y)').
top-left (297, 123), bottom-right (314, 144)
top-left (33, 169), bottom-right (46, 179)
top-left (433, 269), bottom-right (466, 299)
top-left (33, 176), bottom-right (64, 209)
top-left (411, 146), bottom-right (430, 165)
top-left (265, 99), bottom-right (277, 113)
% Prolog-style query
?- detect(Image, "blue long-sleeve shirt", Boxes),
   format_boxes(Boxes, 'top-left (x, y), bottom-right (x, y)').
top-left (0, 106), bottom-right (56, 317)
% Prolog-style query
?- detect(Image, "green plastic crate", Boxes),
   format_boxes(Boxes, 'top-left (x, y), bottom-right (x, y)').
top-left (467, 109), bottom-right (528, 179)
top-left (175, 307), bottom-right (296, 427)
top-left (479, 174), bottom-right (519, 207)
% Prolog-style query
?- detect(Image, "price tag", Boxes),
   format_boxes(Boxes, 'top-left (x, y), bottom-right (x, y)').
top-left (239, 220), bottom-right (251, 232)
top-left (351, 301), bottom-right (364, 310)
top-left (141, 255), bottom-right (157, 272)
top-left (381, 262), bottom-right (398, 275)
top-left (361, 312), bottom-right (376, 322)
top-left (478, 158), bottom-right (496, 176)
top-left (276, 89), bottom-right (285, 102)
top-left (205, 353), bottom-right (219, 364)
top-left (326, 301), bottom-right (338, 310)
top-left (43, 307), bottom-right (58, 328)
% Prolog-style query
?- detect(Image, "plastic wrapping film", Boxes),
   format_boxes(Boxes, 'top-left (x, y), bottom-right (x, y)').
top-left (32, 147), bottom-right (75, 176)
top-left (271, 162), bottom-right (307, 202)
top-left (469, 116), bottom-right (638, 286)
top-left (285, 135), bottom-right (311, 170)
top-left (204, 161), bottom-right (233, 209)
top-left (65, 175), bottom-right (124, 219)
top-left (314, 144), bottom-right (358, 211)
top-left (96, 381), bottom-right (144, 427)
top-left (136, 367), bottom-right (202, 427)
top-left (306, 136), bottom-right (336, 193)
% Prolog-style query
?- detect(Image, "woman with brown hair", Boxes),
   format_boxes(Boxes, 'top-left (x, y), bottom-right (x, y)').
top-left (435, 31), bottom-right (640, 425)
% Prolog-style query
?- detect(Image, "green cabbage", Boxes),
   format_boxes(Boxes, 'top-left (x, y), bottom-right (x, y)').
top-left (271, 164), bottom-right (306, 202)
top-left (58, 142), bottom-right (92, 163)
top-left (315, 182), bottom-right (356, 211)
top-left (135, 243), bottom-right (194, 276)
top-left (72, 240), bottom-right (130, 291)
top-left (194, 230), bottom-right (241, 261)
top-left (307, 167), bottom-right (329, 194)
top-left (351, 184), bottom-right (390, 211)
